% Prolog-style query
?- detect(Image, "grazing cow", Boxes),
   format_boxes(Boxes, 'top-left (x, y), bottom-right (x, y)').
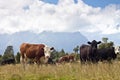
top-left (80, 40), bottom-right (101, 63)
top-left (97, 47), bottom-right (117, 62)
top-left (20, 43), bottom-right (54, 68)
top-left (0, 58), bottom-right (15, 65)
top-left (58, 55), bottom-right (75, 63)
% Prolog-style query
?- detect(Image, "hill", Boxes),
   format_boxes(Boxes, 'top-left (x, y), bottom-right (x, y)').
top-left (0, 31), bottom-right (88, 54)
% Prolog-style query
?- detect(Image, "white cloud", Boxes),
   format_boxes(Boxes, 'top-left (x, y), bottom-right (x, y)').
top-left (0, 0), bottom-right (120, 35)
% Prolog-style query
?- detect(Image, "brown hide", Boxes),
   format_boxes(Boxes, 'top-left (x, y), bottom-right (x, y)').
top-left (58, 55), bottom-right (75, 63)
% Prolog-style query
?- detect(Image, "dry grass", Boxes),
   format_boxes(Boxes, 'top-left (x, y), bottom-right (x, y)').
top-left (0, 61), bottom-right (120, 80)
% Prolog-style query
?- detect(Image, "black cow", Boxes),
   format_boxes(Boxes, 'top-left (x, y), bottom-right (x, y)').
top-left (0, 58), bottom-right (15, 65)
top-left (80, 44), bottom-right (91, 63)
top-left (97, 47), bottom-right (117, 62)
top-left (80, 40), bottom-right (101, 63)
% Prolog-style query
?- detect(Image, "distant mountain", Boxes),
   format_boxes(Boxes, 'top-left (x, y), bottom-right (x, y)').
top-left (0, 31), bottom-right (88, 54)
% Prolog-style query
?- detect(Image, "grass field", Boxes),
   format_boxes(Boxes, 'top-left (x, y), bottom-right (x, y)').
top-left (0, 61), bottom-right (120, 80)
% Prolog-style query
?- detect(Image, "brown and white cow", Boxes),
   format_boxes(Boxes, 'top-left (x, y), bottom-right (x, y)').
top-left (20, 43), bottom-right (54, 68)
top-left (58, 55), bottom-right (75, 63)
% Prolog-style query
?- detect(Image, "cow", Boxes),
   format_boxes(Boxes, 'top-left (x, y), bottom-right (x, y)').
top-left (58, 56), bottom-right (69, 63)
top-left (80, 44), bottom-right (91, 63)
top-left (0, 58), bottom-right (15, 65)
top-left (80, 40), bottom-right (101, 63)
top-left (58, 55), bottom-right (75, 63)
top-left (97, 47), bottom-right (117, 62)
top-left (20, 43), bottom-right (54, 68)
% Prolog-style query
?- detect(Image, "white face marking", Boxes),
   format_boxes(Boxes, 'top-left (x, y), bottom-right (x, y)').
top-left (115, 46), bottom-right (120, 54)
top-left (44, 45), bottom-right (53, 58)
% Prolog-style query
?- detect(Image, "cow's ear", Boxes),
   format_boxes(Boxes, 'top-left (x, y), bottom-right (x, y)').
top-left (87, 41), bottom-right (91, 44)
top-left (97, 41), bottom-right (101, 44)
top-left (50, 47), bottom-right (54, 50)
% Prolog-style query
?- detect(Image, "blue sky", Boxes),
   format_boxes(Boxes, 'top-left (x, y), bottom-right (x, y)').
top-left (83, 0), bottom-right (120, 8)
top-left (42, 0), bottom-right (120, 8)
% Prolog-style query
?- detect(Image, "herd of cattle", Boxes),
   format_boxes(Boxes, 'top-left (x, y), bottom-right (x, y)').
top-left (0, 40), bottom-right (120, 66)
top-left (80, 40), bottom-right (117, 63)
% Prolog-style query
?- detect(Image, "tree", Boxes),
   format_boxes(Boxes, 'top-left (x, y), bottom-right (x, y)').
top-left (99, 38), bottom-right (114, 49)
top-left (2, 46), bottom-right (15, 60)
top-left (73, 45), bottom-right (79, 53)
top-left (99, 43), bottom-right (106, 49)
top-left (15, 52), bottom-right (20, 63)
top-left (73, 45), bottom-right (79, 61)
top-left (51, 50), bottom-right (59, 60)
top-left (0, 54), bottom-right (2, 62)
top-left (102, 37), bottom-right (108, 43)
top-left (50, 49), bottom-right (66, 62)
top-left (107, 41), bottom-right (114, 47)
top-left (59, 49), bottom-right (65, 57)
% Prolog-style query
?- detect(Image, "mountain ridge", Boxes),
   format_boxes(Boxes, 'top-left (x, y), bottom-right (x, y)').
top-left (0, 31), bottom-right (88, 54)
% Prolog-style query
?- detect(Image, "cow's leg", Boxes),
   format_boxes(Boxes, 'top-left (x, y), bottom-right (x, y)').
top-left (20, 56), bottom-right (25, 70)
top-left (80, 57), bottom-right (85, 64)
top-left (20, 56), bottom-right (24, 64)
top-left (35, 57), bottom-right (41, 67)
top-left (24, 54), bottom-right (28, 69)
top-left (20, 53), bottom-right (25, 67)
top-left (20, 53), bottom-right (27, 70)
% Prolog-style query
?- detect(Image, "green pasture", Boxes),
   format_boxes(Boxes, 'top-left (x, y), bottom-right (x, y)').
top-left (0, 61), bottom-right (120, 80)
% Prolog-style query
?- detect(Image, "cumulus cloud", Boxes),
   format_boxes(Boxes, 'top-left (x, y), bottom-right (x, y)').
top-left (0, 0), bottom-right (120, 35)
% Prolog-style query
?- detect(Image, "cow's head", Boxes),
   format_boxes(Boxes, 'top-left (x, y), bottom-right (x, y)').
top-left (44, 45), bottom-right (54, 59)
top-left (88, 40), bottom-right (101, 49)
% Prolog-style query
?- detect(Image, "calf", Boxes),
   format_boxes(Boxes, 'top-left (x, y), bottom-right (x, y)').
top-left (58, 55), bottom-right (75, 63)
